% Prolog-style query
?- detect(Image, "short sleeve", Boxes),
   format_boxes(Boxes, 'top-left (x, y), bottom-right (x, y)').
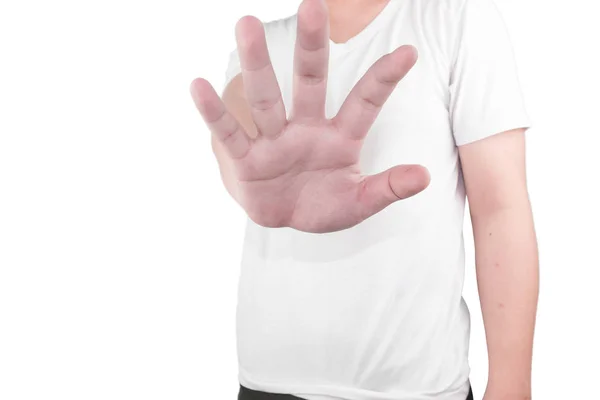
top-left (223, 47), bottom-right (242, 90)
top-left (449, 0), bottom-right (531, 146)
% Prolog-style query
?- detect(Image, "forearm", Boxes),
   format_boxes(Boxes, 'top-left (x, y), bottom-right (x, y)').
top-left (471, 202), bottom-right (539, 398)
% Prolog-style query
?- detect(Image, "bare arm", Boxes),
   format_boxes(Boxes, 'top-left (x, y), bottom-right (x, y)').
top-left (212, 74), bottom-right (257, 203)
top-left (459, 128), bottom-right (539, 400)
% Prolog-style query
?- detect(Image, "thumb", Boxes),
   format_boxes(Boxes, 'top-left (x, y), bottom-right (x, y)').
top-left (357, 164), bottom-right (430, 217)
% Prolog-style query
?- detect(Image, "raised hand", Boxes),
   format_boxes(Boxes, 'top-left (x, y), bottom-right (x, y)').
top-left (191, 0), bottom-right (430, 233)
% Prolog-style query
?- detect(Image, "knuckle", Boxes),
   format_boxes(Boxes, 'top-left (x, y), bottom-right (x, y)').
top-left (251, 96), bottom-right (281, 112)
top-left (359, 95), bottom-right (381, 111)
top-left (298, 72), bottom-right (325, 86)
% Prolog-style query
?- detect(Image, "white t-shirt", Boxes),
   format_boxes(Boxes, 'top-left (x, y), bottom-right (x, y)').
top-left (223, 0), bottom-right (531, 399)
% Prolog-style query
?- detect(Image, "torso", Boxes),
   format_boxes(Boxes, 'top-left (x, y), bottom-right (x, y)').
top-left (236, 1), bottom-right (473, 399)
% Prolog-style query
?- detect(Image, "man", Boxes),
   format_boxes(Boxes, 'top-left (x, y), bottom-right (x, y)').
top-left (190, 0), bottom-right (539, 399)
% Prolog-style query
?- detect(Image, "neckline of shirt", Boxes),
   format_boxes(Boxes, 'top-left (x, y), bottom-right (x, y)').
top-left (327, 0), bottom-right (401, 56)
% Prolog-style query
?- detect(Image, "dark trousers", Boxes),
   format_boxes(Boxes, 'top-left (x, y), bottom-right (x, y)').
top-left (239, 384), bottom-right (474, 400)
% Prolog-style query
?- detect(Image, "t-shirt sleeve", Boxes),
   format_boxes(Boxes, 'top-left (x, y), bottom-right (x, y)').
top-left (449, 0), bottom-right (532, 146)
top-left (223, 47), bottom-right (242, 90)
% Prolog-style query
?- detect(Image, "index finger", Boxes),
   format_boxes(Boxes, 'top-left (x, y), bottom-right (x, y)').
top-left (333, 45), bottom-right (418, 140)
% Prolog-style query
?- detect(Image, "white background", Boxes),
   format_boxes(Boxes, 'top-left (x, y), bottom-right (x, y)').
top-left (1, 0), bottom-right (599, 399)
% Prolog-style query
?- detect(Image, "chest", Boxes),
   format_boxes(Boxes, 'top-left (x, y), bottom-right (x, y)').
top-left (330, 51), bottom-right (453, 172)
top-left (274, 17), bottom-right (455, 173)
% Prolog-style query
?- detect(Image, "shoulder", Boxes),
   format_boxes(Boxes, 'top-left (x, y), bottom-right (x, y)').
top-left (408, 0), bottom-right (505, 58)
top-left (401, 0), bottom-right (470, 44)
top-left (258, 14), bottom-right (297, 81)
top-left (410, 0), bottom-right (501, 25)
top-left (420, 0), bottom-right (497, 14)
top-left (412, 0), bottom-right (468, 15)
top-left (399, 0), bottom-right (472, 67)
top-left (262, 14), bottom-right (297, 43)
top-left (433, 0), bottom-right (504, 23)
top-left (258, 14), bottom-right (297, 71)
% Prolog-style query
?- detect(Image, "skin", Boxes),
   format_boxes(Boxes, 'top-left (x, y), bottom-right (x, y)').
top-left (191, 0), bottom-right (539, 398)
top-left (190, 0), bottom-right (430, 233)
top-left (461, 129), bottom-right (538, 400)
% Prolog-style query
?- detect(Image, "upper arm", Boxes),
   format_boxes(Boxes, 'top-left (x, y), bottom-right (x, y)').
top-left (458, 128), bottom-right (530, 218)
top-left (448, 0), bottom-right (532, 215)
top-left (449, 0), bottom-right (531, 146)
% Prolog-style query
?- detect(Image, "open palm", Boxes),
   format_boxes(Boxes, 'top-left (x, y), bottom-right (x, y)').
top-left (191, 0), bottom-right (430, 233)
